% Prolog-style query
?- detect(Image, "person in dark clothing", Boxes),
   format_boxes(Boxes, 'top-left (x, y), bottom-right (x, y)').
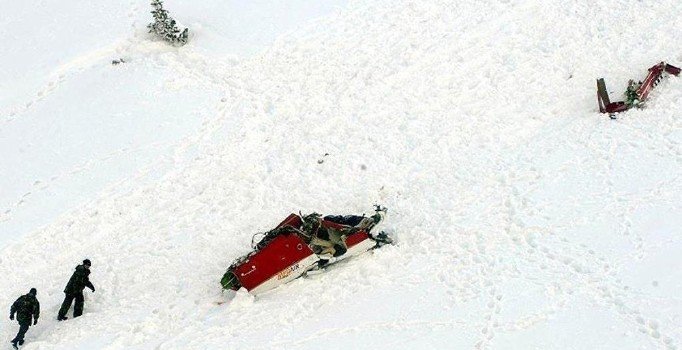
top-left (57, 259), bottom-right (95, 321)
top-left (9, 288), bottom-right (40, 349)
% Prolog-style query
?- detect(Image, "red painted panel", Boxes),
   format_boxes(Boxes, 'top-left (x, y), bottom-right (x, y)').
top-left (605, 101), bottom-right (628, 114)
top-left (345, 231), bottom-right (371, 248)
top-left (276, 213), bottom-right (303, 229)
top-left (233, 233), bottom-right (314, 291)
top-left (231, 214), bottom-right (375, 291)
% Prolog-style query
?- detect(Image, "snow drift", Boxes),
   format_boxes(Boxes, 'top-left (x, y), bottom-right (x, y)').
top-left (1, 0), bottom-right (681, 349)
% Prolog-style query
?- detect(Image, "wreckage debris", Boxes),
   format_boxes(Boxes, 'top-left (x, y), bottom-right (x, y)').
top-left (221, 206), bottom-right (392, 294)
top-left (597, 62), bottom-right (680, 117)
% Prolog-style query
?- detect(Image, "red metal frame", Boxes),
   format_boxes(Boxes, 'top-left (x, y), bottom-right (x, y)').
top-left (597, 62), bottom-right (680, 115)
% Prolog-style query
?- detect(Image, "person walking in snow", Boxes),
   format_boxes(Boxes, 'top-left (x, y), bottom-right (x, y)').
top-left (9, 288), bottom-right (40, 349)
top-left (57, 259), bottom-right (95, 321)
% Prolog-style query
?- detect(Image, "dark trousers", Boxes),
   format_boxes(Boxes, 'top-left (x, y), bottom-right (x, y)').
top-left (11, 321), bottom-right (29, 345)
top-left (58, 292), bottom-right (84, 319)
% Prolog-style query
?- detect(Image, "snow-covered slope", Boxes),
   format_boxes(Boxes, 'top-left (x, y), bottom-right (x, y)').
top-left (0, 0), bottom-right (347, 244)
top-left (1, 0), bottom-right (681, 349)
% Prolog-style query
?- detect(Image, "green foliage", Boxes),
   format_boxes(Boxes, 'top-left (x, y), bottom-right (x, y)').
top-left (624, 80), bottom-right (641, 107)
top-left (147, 0), bottom-right (189, 46)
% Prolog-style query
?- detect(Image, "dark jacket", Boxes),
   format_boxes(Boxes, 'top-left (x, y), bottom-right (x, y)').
top-left (64, 264), bottom-right (94, 294)
top-left (10, 294), bottom-right (40, 325)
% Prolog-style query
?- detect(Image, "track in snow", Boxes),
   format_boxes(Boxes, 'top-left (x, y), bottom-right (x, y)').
top-left (1, 0), bottom-right (681, 349)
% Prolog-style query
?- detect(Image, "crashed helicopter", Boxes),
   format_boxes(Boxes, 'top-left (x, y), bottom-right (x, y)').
top-left (221, 206), bottom-right (392, 294)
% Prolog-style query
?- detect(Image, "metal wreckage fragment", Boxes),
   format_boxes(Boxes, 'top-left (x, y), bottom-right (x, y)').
top-left (221, 206), bottom-right (392, 295)
top-left (597, 62), bottom-right (680, 118)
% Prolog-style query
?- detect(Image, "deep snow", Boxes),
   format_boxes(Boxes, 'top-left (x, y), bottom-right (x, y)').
top-left (1, 0), bottom-right (681, 349)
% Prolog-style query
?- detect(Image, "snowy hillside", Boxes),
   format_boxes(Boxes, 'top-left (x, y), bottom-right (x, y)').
top-left (1, 0), bottom-right (681, 349)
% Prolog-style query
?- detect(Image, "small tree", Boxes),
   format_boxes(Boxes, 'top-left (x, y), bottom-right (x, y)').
top-left (148, 0), bottom-right (189, 46)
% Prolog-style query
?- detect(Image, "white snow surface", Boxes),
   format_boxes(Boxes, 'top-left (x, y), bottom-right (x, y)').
top-left (1, 0), bottom-right (682, 349)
